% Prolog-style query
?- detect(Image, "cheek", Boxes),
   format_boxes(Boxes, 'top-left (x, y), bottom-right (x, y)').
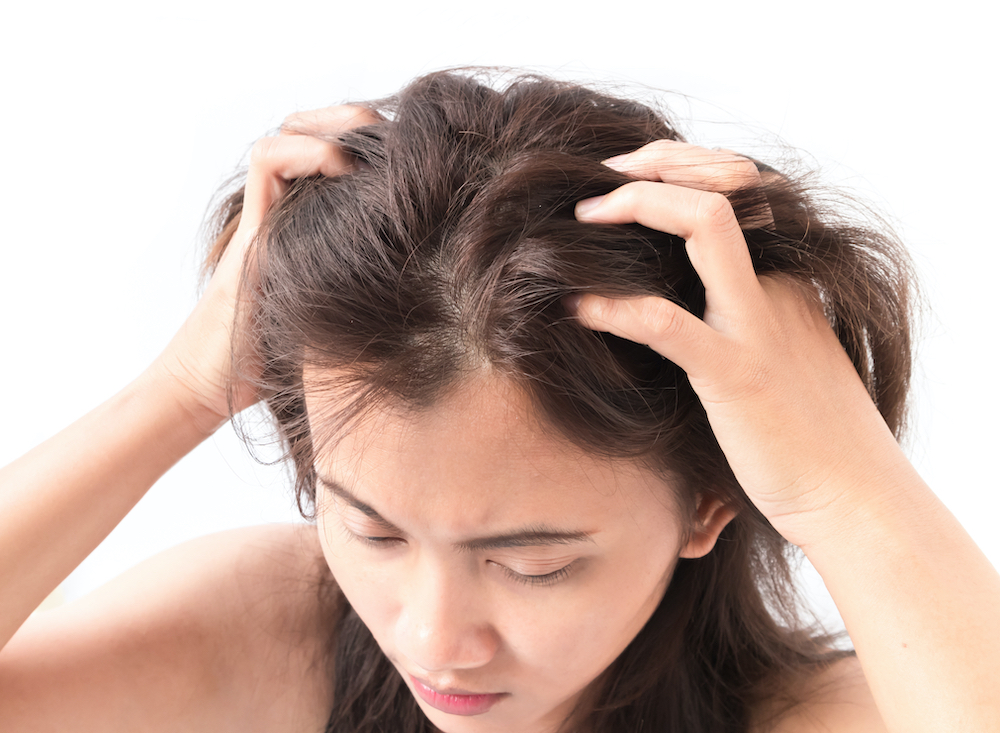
top-left (315, 507), bottom-right (401, 649)
top-left (499, 557), bottom-right (675, 691)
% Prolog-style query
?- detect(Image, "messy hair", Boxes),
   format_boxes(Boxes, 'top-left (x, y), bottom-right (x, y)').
top-left (206, 69), bottom-right (913, 732)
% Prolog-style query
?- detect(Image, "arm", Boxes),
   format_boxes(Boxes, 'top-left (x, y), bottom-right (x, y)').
top-left (0, 364), bottom-right (216, 651)
top-left (797, 459), bottom-right (1000, 731)
top-left (572, 140), bottom-right (1000, 732)
top-left (0, 107), bottom-right (378, 719)
top-left (0, 524), bottom-right (335, 733)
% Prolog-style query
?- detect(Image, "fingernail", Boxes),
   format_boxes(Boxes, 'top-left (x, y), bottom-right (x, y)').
top-left (575, 195), bottom-right (606, 218)
top-left (601, 154), bottom-right (631, 171)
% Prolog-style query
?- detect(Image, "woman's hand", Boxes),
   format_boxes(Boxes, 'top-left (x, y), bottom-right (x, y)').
top-left (151, 106), bottom-right (380, 436)
top-left (571, 140), bottom-right (908, 547)
top-left (0, 106), bottom-right (382, 649)
top-left (574, 141), bottom-right (1000, 733)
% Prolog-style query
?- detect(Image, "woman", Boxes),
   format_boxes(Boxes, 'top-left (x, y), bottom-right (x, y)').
top-left (1, 70), bottom-right (997, 732)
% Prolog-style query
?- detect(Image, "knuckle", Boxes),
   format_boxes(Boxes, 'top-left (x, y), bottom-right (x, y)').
top-left (343, 105), bottom-right (383, 125)
top-left (249, 136), bottom-right (281, 165)
top-left (731, 158), bottom-right (762, 186)
top-left (640, 298), bottom-right (681, 340)
top-left (600, 180), bottom-right (642, 212)
top-left (283, 105), bottom-right (381, 137)
top-left (614, 181), bottom-right (643, 206)
top-left (695, 191), bottom-right (736, 231)
top-left (280, 112), bottom-right (306, 132)
top-left (619, 180), bottom-right (658, 204)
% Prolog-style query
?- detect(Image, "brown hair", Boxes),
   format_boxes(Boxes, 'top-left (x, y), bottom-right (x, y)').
top-left (206, 69), bottom-right (914, 732)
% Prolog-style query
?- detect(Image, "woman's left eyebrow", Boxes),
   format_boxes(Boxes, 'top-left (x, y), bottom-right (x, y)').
top-left (455, 528), bottom-right (595, 552)
top-left (317, 474), bottom-right (595, 551)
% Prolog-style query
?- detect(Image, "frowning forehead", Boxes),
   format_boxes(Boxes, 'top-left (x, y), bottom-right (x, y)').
top-left (308, 371), bottom-right (682, 549)
top-left (317, 471), bottom-right (597, 552)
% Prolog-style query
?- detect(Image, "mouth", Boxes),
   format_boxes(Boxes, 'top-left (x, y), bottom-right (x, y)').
top-left (409, 675), bottom-right (508, 716)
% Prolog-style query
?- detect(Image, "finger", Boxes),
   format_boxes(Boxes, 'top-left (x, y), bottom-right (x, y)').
top-left (571, 293), bottom-right (721, 376)
top-left (241, 134), bottom-right (356, 226)
top-left (603, 139), bottom-right (762, 193)
top-left (602, 140), bottom-right (775, 229)
top-left (575, 181), bottom-right (764, 314)
top-left (281, 105), bottom-right (382, 141)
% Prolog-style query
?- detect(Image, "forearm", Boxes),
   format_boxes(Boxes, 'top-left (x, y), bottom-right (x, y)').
top-left (0, 117), bottom-right (366, 654)
top-left (802, 464), bottom-right (1000, 733)
top-left (0, 365), bottom-right (217, 649)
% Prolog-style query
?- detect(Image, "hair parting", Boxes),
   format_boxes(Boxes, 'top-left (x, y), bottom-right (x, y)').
top-left (204, 69), bottom-right (915, 733)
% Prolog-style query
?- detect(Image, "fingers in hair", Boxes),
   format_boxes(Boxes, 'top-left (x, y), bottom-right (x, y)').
top-left (603, 140), bottom-right (775, 230)
top-left (570, 294), bottom-right (717, 376)
top-left (575, 181), bottom-right (763, 317)
top-left (280, 105), bottom-right (382, 140)
top-left (242, 135), bottom-right (355, 224)
top-left (603, 139), bottom-right (763, 193)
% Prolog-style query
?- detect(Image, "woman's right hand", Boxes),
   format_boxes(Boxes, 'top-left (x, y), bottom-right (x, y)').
top-left (150, 106), bottom-right (380, 435)
top-left (0, 107), bottom-right (379, 652)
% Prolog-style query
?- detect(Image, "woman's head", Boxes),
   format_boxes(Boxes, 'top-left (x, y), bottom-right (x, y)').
top-left (206, 68), bottom-right (914, 732)
top-left (310, 372), bottom-right (733, 733)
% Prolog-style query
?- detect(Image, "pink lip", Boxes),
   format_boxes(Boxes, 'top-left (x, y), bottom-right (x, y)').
top-left (409, 675), bottom-right (507, 716)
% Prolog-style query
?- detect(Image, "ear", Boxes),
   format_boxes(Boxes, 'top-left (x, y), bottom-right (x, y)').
top-left (678, 496), bottom-right (738, 559)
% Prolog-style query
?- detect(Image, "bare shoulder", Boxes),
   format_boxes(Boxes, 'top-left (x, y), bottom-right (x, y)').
top-left (0, 524), bottom-right (338, 733)
top-left (754, 655), bottom-right (888, 733)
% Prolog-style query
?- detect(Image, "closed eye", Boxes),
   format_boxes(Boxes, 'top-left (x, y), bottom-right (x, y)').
top-left (491, 560), bottom-right (576, 587)
top-left (341, 525), bottom-right (405, 548)
top-left (359, 535), bottom-right (405, 547)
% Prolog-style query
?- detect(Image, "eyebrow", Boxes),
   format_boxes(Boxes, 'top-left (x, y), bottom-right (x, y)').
top-left (317, 475), bottom-right (596, 552)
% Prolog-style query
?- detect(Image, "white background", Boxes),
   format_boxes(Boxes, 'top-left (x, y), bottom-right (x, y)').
top-left (1, 1), bottom-right (996, 633)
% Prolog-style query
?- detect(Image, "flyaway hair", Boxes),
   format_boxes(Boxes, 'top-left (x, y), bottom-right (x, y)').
top-left (205, 69), bottom-right (914, 732)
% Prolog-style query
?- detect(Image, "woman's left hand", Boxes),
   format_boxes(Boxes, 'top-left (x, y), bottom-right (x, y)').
top-left (572, 140), bottom-right (909, 548)
top-left (575, 141), bottom-right (1000, 733)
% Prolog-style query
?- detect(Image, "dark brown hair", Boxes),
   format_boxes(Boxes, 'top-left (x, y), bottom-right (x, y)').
top-left (206, 69), bottom-right (914, 733)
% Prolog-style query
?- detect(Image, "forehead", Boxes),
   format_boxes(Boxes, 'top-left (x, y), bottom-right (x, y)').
top-left (304, 370), bottom-right (680, 537)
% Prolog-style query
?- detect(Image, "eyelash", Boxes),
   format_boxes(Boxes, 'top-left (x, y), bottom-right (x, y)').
top-left (343, 528), bottom-right (575, 587)
top-left (347, 531), bottom-right (405, 549)
top-left (494, 561), bottom-right (575, 587)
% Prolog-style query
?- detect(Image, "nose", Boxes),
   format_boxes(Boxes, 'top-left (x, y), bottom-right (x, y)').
top-left (395, 558), bottom-right (500, 673)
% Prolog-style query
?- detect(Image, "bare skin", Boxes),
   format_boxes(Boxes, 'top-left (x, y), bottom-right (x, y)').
top-left (0, 109), bottom-right (997, 732)
top-left (0, 525), bottom-right (334, 732)
top-left (0, 106), bottom-right (376, 732)
top-left (573, 142), bottom-right (1000, 732)
top-left (0, 524), bottom-right (879, 733)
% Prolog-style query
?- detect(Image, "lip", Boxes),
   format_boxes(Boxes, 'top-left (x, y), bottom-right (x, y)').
top-left (409, 674), bottom-right (507, 716)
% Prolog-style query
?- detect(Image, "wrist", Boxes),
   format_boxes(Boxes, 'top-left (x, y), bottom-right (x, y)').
top-left (795, 474), bottom-right (930, 577)
top-left (767, 439), bottom-right (925, 554)
top-left (136, 358), bottom-right (231, 441)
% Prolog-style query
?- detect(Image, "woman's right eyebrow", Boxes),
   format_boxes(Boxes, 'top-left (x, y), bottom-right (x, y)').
top-left (317, 476), bottom-right (402, 533)
top-left (315, 474), bottom-right (595, 550)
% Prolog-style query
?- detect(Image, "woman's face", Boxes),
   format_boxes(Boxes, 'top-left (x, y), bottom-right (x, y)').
top-left (310, 373), bottom-right (724, 733)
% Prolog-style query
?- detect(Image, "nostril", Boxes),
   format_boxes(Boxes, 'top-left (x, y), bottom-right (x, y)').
top-left (394, 563), bottom-right (501, 672)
